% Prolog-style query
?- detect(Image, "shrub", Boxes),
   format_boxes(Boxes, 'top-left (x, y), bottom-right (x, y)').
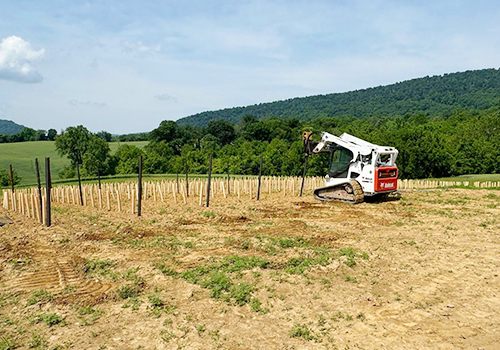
top-left (0, 169), bottom-right (20, 187)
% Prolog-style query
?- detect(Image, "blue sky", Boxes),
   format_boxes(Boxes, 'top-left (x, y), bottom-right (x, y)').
top-left (1, 0), bottom-right (499, 134)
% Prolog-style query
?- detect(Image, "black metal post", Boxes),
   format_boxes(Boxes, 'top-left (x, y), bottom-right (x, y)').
top-left (35, 158), bottom-right (43, 222)
top-left (257, 155), bottom-right (263, 200)
top-left (76, 163), bottom-right (83, 205)
top-left (300, 155), bottom-right (309, 197)
top-left (206, 155), bottom-right (212, 207)
top-left (9, 165), bottom-right (14, 193)
top-left (98, 172), bottom-right (101, 189)
top-left (45, 157), bottom-right (51, 227)
top-left (185, 163), bottom-right (189, 197)
top-left (138, 155), bottom-right (143, 216)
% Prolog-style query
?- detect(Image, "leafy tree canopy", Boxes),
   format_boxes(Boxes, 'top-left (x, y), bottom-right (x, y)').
top-left (55, 125), bottom-right (92, 166)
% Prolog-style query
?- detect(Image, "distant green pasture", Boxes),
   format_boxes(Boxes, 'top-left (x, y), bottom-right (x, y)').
top-left (430, 174), bottom-right (500, 183)
top-left (0, 141), bottom-right (148, 186)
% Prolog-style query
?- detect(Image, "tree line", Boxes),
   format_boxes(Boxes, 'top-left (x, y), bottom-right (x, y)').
top-left (54, 107), bottom-right (500, 181)
top-left (0, 127), bottom-right (150, 144)
top-left (0, 127), bottom-right (58, 143)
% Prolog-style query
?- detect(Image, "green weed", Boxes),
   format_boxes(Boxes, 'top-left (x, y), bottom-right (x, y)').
top-left (201, 272), bottom-right (232, 301)
top-left (250, 298), bottom-right (269, 314)
top-left (82, 258), bottom-right (116, 278)
top-left (34, 313), bottom-right (65, 327)
top-left (27, 333), bottom-right (47, 349)
top-left (117, 283), bottom-right (143, 299)
top-left (27, 289), bottom-right (53, 306)
top-left (122, 297), bottom-right (142, 311)
top-left (77, 305), bottom-right (103, 325)
top-left (8, 257), bottom-right (31, 271)
top-left (285, 249), bottom-right (335, 274)
top-left (229, 282), bottom-right (256, 306)
top-left (289, 323), bottom-right (315, 341)
top-left (0, 336), bottom-right (19, 350)
top-left (157, 255), bottom-right (268, 305)
top-left (344, 275), bottom-right (358, 283)
top-left (148, 294), bottom-right (164, 308)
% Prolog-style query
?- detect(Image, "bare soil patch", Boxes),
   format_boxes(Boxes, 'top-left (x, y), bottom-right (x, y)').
top-left (0, 189), bottom-right (499, 349)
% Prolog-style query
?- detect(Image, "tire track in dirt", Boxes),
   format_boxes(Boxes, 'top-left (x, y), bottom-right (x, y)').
top-left (0, 208), bottom-right (114, 298)
top-left (5, 257), bottom-right (113, 297)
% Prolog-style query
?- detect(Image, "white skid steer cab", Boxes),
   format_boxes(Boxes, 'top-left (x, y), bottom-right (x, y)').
top-left (302, 131), bottom-right (399, 203)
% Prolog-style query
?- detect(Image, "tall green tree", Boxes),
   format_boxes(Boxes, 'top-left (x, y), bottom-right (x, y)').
top-left (47, 129), bottom-right (57, 141)
top-left (114, 145), bottom-right (144, 174)
top-left (55, 126), bottom-right (92, 166)
top-left (82, 137), bottom-right (112, 177)
top-left (206, 120), bottom-right (236, 145)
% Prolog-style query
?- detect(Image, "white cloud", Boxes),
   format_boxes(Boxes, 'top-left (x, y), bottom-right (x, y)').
top-left (154, 94), bottom-right (177, 103)
top-left (69, 100), bottom-right (107, 107)
top-left (122, 41), bottom-right (161, 55)
top-left (0, 36), bottom-right (45, 83)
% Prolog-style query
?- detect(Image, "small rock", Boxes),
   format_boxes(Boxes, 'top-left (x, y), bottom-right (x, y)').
top-left (447, 304), bottom-right (454, 308)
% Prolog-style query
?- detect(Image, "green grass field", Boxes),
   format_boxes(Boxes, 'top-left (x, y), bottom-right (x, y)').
top-left (2, 140), bottom-right (500, 188)
top-left (0, 141), bottom-right (147, 186)
top-left (431, 174), bottom-right (500, 182)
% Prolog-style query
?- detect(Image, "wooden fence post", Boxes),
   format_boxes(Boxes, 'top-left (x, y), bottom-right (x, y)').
top-left (138, 155), bottom-right (143, 217)
top-left (206, 155), bottom-right (212, 207)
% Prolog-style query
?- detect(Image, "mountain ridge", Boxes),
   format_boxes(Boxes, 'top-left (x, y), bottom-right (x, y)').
top-left (0, 119), bottom-right (25, 135)
top-left (177, 68), bottom-right (500, 127)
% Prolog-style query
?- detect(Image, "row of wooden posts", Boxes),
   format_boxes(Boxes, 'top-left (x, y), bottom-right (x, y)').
top-left (2, 158), bottom-right (53, 226)
top-left (1, 155), bottom-right (325, 227)
top-left (397, 179), bottom-right (500, 189)
top-left (2, 174), bottom-right (324, 217)
top-left (3, 155), bottom-right (500, 227)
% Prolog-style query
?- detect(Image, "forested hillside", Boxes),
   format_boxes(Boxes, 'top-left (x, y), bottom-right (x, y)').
top-left (0, 119), bottom-right (25, 135)
top-left (29, 107), bottom-right (499, 183)
top-left (177, 68), bottom-right (500, 127)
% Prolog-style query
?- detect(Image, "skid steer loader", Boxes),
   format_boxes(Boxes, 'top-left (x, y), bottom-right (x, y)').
top-left (302, 131), bottom-right (399, 203)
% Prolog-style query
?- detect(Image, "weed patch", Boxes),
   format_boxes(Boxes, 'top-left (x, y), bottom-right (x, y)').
top-left (117, 284), bottom-right (142, 299)
top-left (0, 336), bottom-right (19, 350)
top-left (250, 298), bottom-right (269, 314)
top-left (285, 248), bottom-right (335, 274)
top-left (82, 258), bottom-right (116, 279)
top-left (338, 247), bottom-right (369, 267)
top-left (27, 289), bottom-right (53, 306)
top-left (33, 313), bottom-right (65, 327)
top-left (77, 305), bottom-right (103, 325)
top-left (156, 255), bottom-right (268, 305)
top-left (289, 323), bottom-right (315, 341)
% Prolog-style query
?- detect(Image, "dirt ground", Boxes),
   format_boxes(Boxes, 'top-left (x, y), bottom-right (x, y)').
top-left (0, 188), bottom-right (499, 350)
